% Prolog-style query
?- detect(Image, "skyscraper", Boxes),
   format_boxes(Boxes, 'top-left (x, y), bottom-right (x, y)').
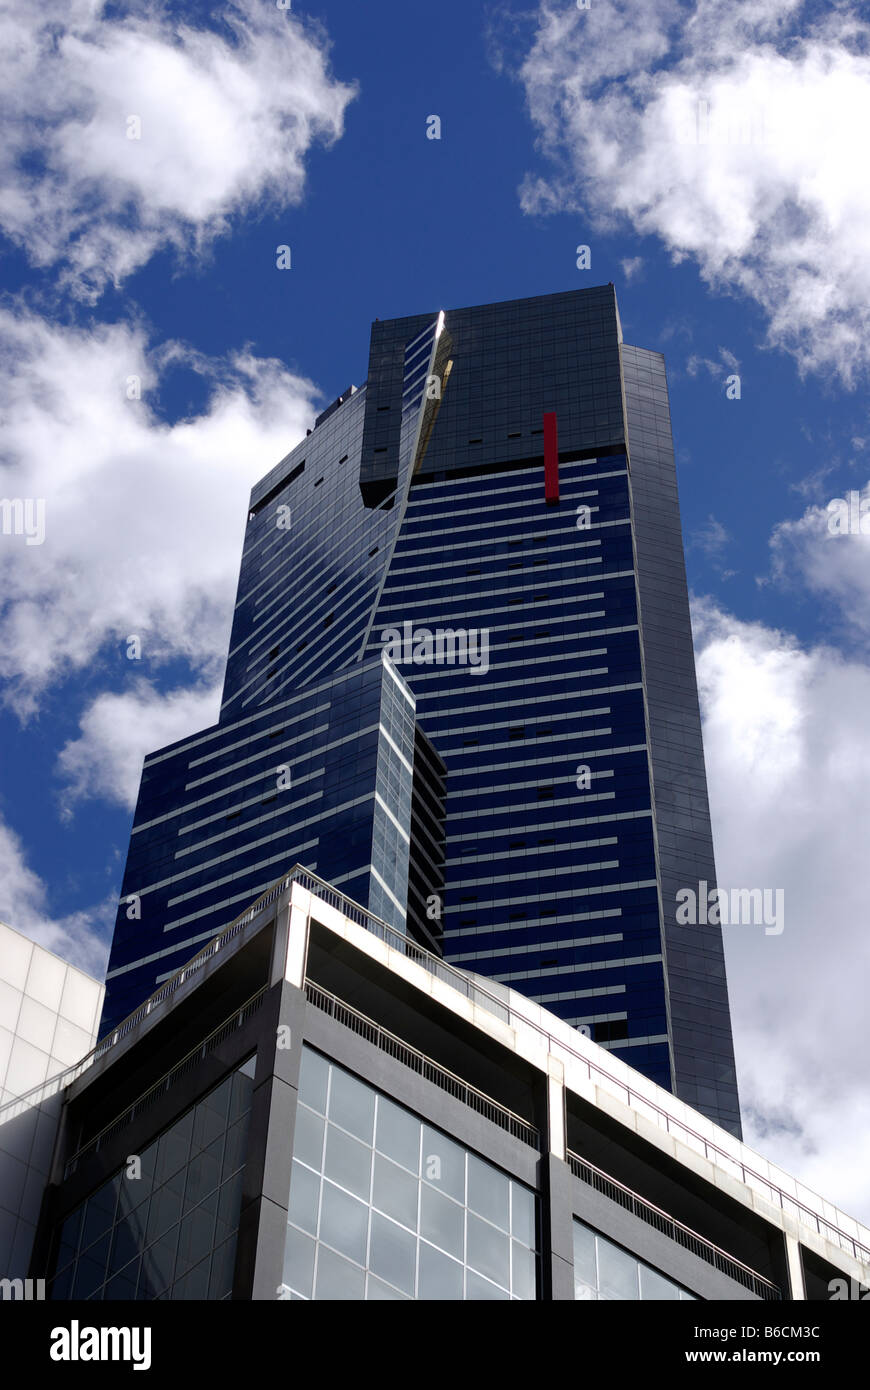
top-left (104, 286), bottom-right (741, 1138)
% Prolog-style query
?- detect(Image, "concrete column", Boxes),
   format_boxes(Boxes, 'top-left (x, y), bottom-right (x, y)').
top-left (784, 1233), bottom-right (806, 1300)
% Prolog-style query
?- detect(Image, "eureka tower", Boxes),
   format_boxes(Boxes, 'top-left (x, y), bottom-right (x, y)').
top-left (103, 286), bottom-right (742, 1138)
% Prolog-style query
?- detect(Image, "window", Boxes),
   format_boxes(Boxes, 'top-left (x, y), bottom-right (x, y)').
top-left (49, 1058), bottom-right (256, 1301)
top-left (572, 1220), bottom-right (696, 1301)
top-left (282, 1050), bottom-right (539, 1301)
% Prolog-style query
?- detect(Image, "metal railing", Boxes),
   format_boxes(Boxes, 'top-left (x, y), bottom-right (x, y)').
top-left (567, 1149), bottom-right (781, 1300)
top-left (305, 980), bottom-right (539, 1149)
top-left (63, 987), bottom-right (266, 1178)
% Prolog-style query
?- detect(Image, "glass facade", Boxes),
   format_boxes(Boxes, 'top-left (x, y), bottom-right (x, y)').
top-left (99, 286), bottom-right (740, 1136)
top-left (103, 658), bottom-right (437, 1030)
top-left (282, 1047), bottom-right (538, 1300)
top-left (47, 1056), bottom-right (255, 1301)
top-left (572, 1218), bottom-right (697, 1301)
top-left (365, 454), bottom-right (668, 1084)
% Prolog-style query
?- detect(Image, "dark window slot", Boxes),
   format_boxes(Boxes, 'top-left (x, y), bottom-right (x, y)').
top-left (247, 459), bottom-right (305, 518)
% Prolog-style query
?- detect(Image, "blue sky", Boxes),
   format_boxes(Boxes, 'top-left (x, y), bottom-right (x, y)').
top-left (1, 0), bottom-right (869, 1219)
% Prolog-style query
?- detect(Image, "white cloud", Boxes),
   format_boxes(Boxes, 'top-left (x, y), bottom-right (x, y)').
top-left (0, 306), bottom-right (320, 715)
top-left (0, 818), bottom-right (111, 979)
top-left (620, 256), bottom-right (644, 282)
top-left (0, 1), bottom-right (356, 298)
top-left (768, 482), bottom-right (870, 644)
top-left (693, 598), bottom-right (870, 1221)
top-left (516, 0), bottom-right (870, 383)
top-left (57, 679), bottom-right (223, 814)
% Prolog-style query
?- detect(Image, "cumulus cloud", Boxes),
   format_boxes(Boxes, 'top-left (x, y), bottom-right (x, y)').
top-left (57, 679), bottom-right (223, 814)
top-left (767, 482), bottom-right (870, 644)
top-left (0, 307), bottom-right (320, 715)
top-left (0, 818), bottom-right (111, 979)
top-left (0, 0), bottom-right (356, 299)
top-left (693, 598), bottom-right (870, 1220)
top-left (515, 0), bottom-right (870, 383)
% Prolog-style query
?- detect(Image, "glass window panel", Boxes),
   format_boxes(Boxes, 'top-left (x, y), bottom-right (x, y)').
top-left (81, 1182), bottom-right (118, 1248)
top-left (421, 1127), bottom-right (465, 1202)
top-left (222, 1115), bottom-right (249, 1179)
top-left (572, 1221), bottom-right (597, 1287)
top-left (50, 1265), bottom-right (74, 1300)
top-left (467, 1155), bottom-right (509, 1231)
top-left (176, 1194), bottom-right (217, 1276)
top-left (314, 1246), bottom-right (366, 1301)
top-left (139, 1225), bottom-right (178, 1299)
top-left (374, 1096), bottom-right (420, 1173)
top-left (107, 1217), bottom-right (141, 1277)
top-left (117, 1172), bottom-right (150, 1223)
top-left (420, 1183), bottom-right (463, 1260)
top-left (292, 1104), bottom-right (325, 1171)
top-left (597, 1236), bottom-right (639, 1300)
top-left (323, 1124), bottom-right (372, 1201)
top-left (639, 1264), bottom-right (681, 1300)
top-left (171, 1255), bottom-right (210, 1301)
top-left (183, 1135), bottom-right (223, 1211)
top-left (366, 1274), bottom-right (410, 1300)
top-left (216, 1170), bottom-right (244, 1246)
top-left (287, 1160), bottom-right (320, 1237)
top-left (512, 1241), bottom-right (537, 1300)
top-left (283, 1226), bottom-right (315, 1299)
top-left (192, 1077), bottom-right (232, 1153)
top-left (467, 1213), bottom-right (510, 1289)
top-left (418, 1241), bottom-right (463, 1300)
top-left (319, 1181), bottom-right (369, 1265)
top-left (72, 1249), bottom-right (108, 1300)
top-left (104, 1260), bottom-right (139, 1301)
top-left (208, 1236), bottom-right (237, 1300)
top-left (466, 1269), bottom-right (509, 1300)
top-left (511, 1182), bottom-right (536, 1248)
top-left (154, 1111), bottom-right (193, 1185)
top-left (298, 1048), bottom-right (329, 1115)
top-left (146, 1169), bottom-right (185, 1244)
top-left (372, 1154), bottom-right (418, 1231)
top-left (369, 1212), bottom-right (416, 1296)
top-left (229, 1062), bottom-right (255, 1122)
top-left (328, 1067), bottom-right (375, 1144)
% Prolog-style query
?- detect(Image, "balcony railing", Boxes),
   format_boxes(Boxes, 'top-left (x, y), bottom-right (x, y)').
top-left (567, 1149), bottom-right (781, 1300)
top-left (305, 979), bottom-right (539, 1149)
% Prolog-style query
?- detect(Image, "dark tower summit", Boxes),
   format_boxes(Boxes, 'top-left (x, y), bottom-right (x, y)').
top-left (103, 286), bottom-right (741, 1139)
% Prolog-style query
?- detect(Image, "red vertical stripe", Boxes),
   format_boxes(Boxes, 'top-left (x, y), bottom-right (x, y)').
top-left (544, 411), bottom-right (559, 505)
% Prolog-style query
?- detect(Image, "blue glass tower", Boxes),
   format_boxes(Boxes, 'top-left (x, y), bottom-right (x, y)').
top-left (104, 286), bottom-right (741, 1138)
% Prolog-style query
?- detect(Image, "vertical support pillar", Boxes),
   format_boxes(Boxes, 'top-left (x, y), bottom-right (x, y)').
top-left (233, 979), bottom-right (307, 1300)
top-left (784, 1233), bottom-right (806, 1300)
